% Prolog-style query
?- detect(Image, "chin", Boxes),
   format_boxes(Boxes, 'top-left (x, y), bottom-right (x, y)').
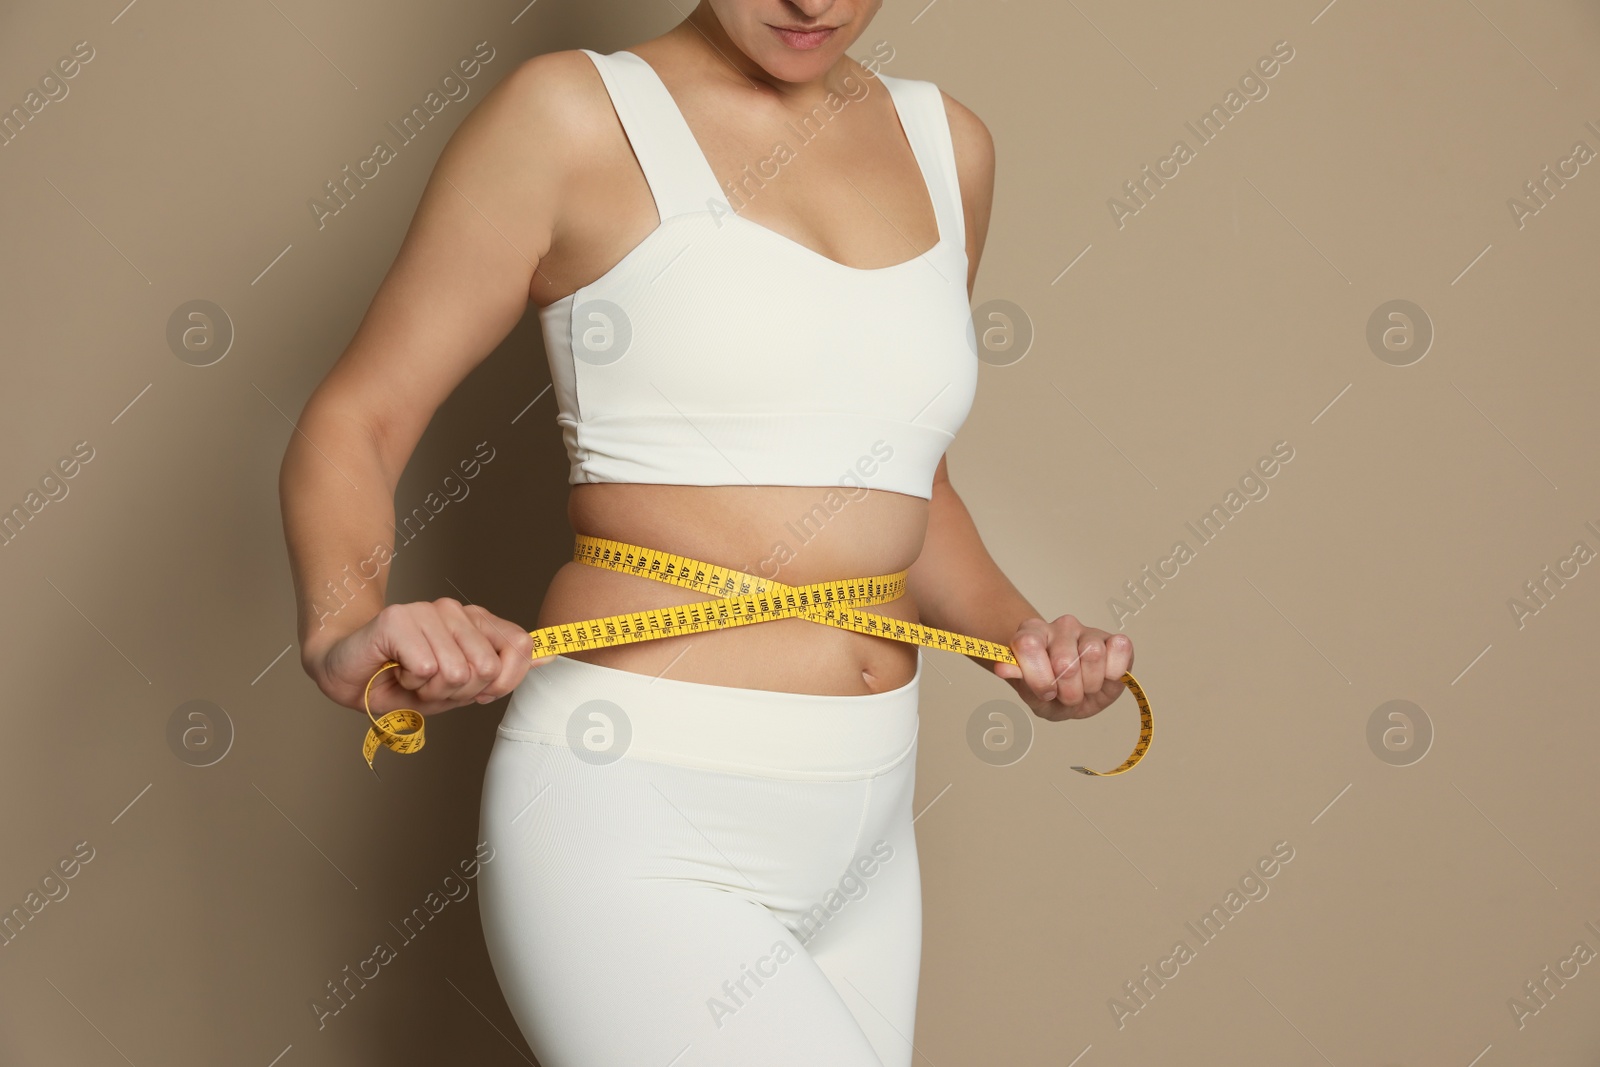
top-left (753, 44), bottom-right (838, 81)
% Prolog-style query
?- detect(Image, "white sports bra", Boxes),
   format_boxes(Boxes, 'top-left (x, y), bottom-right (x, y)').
top-left (536, 48), bottom-right (978, 501)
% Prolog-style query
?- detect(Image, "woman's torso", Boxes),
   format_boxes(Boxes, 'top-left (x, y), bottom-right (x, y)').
top-left (525, 36), bottom-right (970, 695)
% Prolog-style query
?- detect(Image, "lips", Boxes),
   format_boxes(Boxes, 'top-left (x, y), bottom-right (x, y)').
top-left (769, 24), bottom-right (837, 50)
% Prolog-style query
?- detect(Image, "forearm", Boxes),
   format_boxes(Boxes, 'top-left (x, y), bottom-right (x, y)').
top-left (905, 474), bottom-right (1043, 667)
top-left (278, 401), bottom-right (400, 679)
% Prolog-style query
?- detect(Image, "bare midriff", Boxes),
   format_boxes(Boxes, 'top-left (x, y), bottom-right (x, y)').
top-left (533, 482), bottom-right (928, 695)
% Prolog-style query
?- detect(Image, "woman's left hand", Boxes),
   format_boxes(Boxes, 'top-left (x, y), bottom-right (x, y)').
top-left (993, 615), bottom-right (1134, 721)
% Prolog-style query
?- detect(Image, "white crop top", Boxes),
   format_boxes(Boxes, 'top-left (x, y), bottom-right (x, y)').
top-left (537, 48), bottom-right (978, 501)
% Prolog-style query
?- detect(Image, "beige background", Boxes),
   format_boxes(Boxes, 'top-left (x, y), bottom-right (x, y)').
top-left (3, 0), bottom-right (1598, 1063)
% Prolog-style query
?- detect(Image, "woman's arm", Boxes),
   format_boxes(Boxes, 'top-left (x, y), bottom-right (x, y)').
top-left (907, 456), bottom-right (1043, 651)
top-left (909, 464), bottom-right (1134, 720)
top-left (907, 91), bottom-right (1133, 719)
top-left (279, 50), bottom-right (586, 712)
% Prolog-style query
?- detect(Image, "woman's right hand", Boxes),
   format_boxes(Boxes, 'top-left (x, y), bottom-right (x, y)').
top-left (304, 598), bottom-right (555, 716)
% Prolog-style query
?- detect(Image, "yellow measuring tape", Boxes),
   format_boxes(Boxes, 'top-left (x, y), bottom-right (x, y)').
top-left (361, 536), bottom-right (1153, 776)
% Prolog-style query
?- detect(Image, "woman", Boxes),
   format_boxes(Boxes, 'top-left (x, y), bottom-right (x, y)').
top-left (279, 2), bottom-right (1134, 1064)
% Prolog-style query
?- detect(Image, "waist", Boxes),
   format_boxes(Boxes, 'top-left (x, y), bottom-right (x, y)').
top-left (565, 482), bottom-right (928, 581)
top-left (539, 484), bottom-right (925, 690)
top-left (536, 564), bottom-right (923, 694)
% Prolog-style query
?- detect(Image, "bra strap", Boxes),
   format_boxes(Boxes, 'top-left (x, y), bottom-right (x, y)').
top-left (878, 74), bottom-right (966, 251)
top-left (579, 49), bottom-right (727, 220)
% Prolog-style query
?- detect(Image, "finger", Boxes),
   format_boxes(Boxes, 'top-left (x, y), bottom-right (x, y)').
top-left (1074, 627), bottom-right (1108, 704)
top-left (473, 641), bottom-right (530, 704)
top-left (381, 604), bottom-right (445, 696)
top-left (466, 607), bottom-right (535, 703)
top-left (365, 604), bottom-right (442, 710)
top-left (464, 603), bottom-right (533, 663)
top-left (1012, 618), bottom-right (1060, 703)
top-left (471, 606), bottom-right (556, 668)
top-left (436, 600), bottom-right (507, 703)
top-left (1045, 618), bottom-right (1085, 706)
top-left (458, 603), bottom-right (554, 669)
top-left (1105, 632), bottom-right (1134, 681)
top-left (409, 601), bottom-right (476, 700)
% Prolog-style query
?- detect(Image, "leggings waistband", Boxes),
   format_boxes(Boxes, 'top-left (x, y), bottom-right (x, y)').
top-left (496, 649), bottom-right (922, 781)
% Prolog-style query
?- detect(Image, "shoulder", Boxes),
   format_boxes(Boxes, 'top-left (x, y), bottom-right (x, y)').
top-left (867, 71), bottom-right (997, 280)
top-left (420, 49), bottom-right (630, 259)
top-left (919, 84), bottom-right (995, 281)
top-left (872, 74), bottom-right (993, 183)
top-left (471, 49), bottom-right (618, 156)
top-left (935, 87), bottom-right (994, 187)
top-left (438, 48), bottom-right (642, 193)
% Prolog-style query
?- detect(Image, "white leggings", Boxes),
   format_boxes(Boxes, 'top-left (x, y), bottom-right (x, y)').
top-left (477, 650), bottom-right (925, 1067)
